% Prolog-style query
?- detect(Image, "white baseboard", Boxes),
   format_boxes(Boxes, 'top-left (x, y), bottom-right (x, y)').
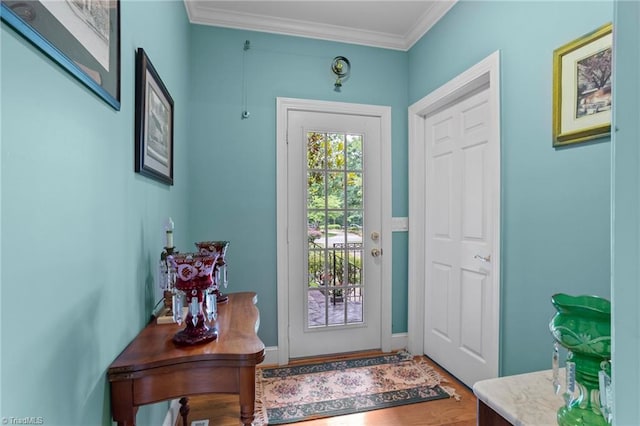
top-left (162, 399), bottom-right (180, 426)
top-left (262, 345), bottom-right (280, 366)
top-left (390, 332), bottom-right (408, 352)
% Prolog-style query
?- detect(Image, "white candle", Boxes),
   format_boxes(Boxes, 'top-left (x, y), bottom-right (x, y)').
top-left (165, 217), bottom-right (174, 248)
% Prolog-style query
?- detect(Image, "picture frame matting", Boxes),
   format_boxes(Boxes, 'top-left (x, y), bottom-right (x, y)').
top-left (552, 23), bottom-right (613, 147)
top-left (134, 48), bottom-right (174, 185)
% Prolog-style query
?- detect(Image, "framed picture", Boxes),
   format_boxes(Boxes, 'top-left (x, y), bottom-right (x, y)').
top-left (1, 0), bottom-right (121, 110)
top-left (552, 23), bottom-right (612, 147)
top-left (135, 48), bottom-right (174, 185)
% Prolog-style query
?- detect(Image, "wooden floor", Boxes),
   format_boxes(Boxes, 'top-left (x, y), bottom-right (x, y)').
top-left (179, 351), bottom-right (478, 426)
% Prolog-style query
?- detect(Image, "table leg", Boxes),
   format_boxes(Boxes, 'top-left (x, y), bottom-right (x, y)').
top-left (239, 366), bottom-right (256, 426)
top-left (111, 381), bottom-right (137, 426)
top-left (179, 397), bottom-right (190, 426)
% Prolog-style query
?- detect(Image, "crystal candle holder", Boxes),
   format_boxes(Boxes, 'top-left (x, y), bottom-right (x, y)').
top-left (169, 252), bottom-right (220, 346)
top-left (195, 241), bottom-right (230, 304)
top-left (549, 293), bottom-right (611, 426)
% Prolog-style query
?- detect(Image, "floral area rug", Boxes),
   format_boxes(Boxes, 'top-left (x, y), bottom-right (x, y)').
top-left (254, 351), bottom-right (458, 425)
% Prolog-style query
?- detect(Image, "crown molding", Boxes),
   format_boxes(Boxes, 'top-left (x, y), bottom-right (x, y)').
top-left (184, 1), bottom-right (457, 51)
top-left (404, 1), bottom-right (457, 49)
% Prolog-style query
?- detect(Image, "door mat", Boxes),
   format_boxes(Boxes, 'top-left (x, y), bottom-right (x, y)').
top-left (254, 351), bottom-right (459, 425)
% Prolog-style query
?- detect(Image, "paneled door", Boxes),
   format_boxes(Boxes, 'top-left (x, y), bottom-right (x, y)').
top-left (423, 87), bottom-right (499, 386)
top-left (283, 103), bottom-right (387, 359)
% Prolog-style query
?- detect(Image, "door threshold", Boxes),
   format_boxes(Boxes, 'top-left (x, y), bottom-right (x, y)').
top-left (287, 348), bottom-right (388, 365)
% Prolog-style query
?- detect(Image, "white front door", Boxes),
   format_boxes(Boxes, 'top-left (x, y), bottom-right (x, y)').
top-left (281, 101), bottom-right (389, 359)
top-left (422, 87), bottom-right (499, 387)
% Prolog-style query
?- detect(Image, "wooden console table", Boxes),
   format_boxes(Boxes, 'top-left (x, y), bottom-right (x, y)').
top-left (108, 292), bottom-right (265, 426)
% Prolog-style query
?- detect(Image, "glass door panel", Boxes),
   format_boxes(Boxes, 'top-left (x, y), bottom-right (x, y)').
top-left (306, 131), bottom-right (364, 328)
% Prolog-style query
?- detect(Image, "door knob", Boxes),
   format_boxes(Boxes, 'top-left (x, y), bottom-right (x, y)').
top-left (371, 248), bottom-right (382, 257)
top-left (474, 254), bottom-right (491, 262)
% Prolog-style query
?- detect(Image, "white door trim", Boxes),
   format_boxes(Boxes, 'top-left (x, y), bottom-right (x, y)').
top-left (276, 97), bottom-right (393, 365)
top-left (407, 51), bottom-right (501, 375)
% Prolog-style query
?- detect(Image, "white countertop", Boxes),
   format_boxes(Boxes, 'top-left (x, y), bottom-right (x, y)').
top-left (473, 369), bottom-right (564, 426)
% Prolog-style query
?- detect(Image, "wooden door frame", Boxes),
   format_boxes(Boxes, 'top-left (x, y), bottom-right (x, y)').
top-left (406, 51), bottom-right (501, 376)
top-left (276, 97), bottom-right (393, 365)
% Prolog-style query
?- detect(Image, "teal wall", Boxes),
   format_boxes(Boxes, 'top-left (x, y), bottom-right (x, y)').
top-left (1, 1), bottom-right (191, 424)
top-left (611, 1), bottom-right (640, 424)
top-left (186, 26), bottom-right (410, 344)
top-left (408, 1), bottom-right (613, 375)
top-left (3, 0), bottom-right (637, 424)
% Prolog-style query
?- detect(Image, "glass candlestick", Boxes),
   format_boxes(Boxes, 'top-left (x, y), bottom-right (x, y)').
top-left (195, 241), bottom-right (230, 303)
top-left (168, 252), bottom-right (220, 345)
top-left (156, 246), bottom-right (178, 323)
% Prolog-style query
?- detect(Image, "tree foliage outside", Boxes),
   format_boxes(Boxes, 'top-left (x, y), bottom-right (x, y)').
top-left (307, 132), bottom-right (363, 236)
top-left (306, 131), bottom-right (364, 292)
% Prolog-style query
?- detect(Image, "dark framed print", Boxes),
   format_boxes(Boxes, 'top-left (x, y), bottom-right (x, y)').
top-left (135, 48), bottom-right (174, 185)
top-left (1, 0), bottom-right (121, 110)
top-left (552, 23), bottom-right (612, 147)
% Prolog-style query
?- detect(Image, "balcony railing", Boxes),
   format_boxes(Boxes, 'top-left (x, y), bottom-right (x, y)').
top-left (309, 241), bottom-right (362, 305)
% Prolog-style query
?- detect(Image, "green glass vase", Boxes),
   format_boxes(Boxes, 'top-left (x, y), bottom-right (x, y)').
top-left (549, 293), bottom-right (611, 426)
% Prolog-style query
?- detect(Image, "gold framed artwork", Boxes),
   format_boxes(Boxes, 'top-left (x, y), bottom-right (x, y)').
top-left (552, 23), bottom-right (612, 147)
